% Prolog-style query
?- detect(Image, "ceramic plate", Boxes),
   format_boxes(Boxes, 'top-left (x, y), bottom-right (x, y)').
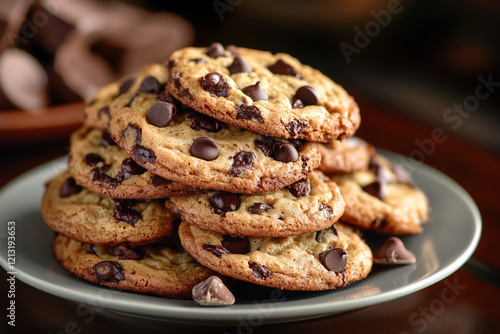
top-left (0, 151), bottom-right (481, 325)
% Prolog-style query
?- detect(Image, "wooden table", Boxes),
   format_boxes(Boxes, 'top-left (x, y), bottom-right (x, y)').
top-left (1, 99), bottom-right (499, 333)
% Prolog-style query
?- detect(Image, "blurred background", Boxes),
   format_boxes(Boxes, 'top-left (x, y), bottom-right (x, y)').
top-left (1, 0), bottom-right (499, 152)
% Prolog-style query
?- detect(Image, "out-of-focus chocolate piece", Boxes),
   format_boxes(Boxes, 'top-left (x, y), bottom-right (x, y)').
top-left (0, 0), bottom-right (36, 53)
top-left (192, 276), bottom-right (235, 306)
top-left (373, 237), bottom-right (416, 265)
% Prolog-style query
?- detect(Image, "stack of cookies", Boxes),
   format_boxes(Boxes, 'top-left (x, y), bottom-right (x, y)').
top-left (41, 43), bottom-right (429, 302)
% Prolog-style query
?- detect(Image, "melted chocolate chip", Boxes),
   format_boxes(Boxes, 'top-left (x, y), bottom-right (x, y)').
top-left (93, 261), bottom-right (125, 282)
top-left (98, 106), bottom-right (110, 119)
top-left (287, 179), bottom-right (311, 197)
top-left (205, 42), bottom-right (226, 58)
top-left (249, 262), bottom-right (271, 280)
top-left (229, 151), bottom-right (255, 176)
top-left (85, 153), bottom-right (104, 167)
top-left (319, 248), bottom-right (347, 272)
top-left (209, 192), bottom-right (240, 213)
top-left (268, 59), bottom-right (301, 78)
top-left (121, 158), bottom-right (146, 175)
top-left (100, 131), bottom-right (116, 147)
top-left (147, 101), bottom-right (176, 127)
top-left (112, 245), bottom-right (143, 260)
top-left (200, 73), bottom-right (230, 97)
top-left (60, 177), bottom-right (82, 197)
top-left (138, 76), bottom-right (161, 94)
top-left (254, 137), bottom-right (276, 156)
top-left (315, 225), bottom-right (338, 243)
top-left (113, 199), bottom-right (141, 225)
top-left (288, 139), bottom-right (305, 150)
top-left (235, 104), bottom-right (264, 123)
top-left (272, 143), bottom-right (298, 163)
top-left (228, 56), bottom-right (252, 74)
top-left (293, 86), bottom-right (319, 106)
top-left (247, 203), bottom-right (273, 214)
top-left (91, 165), bottom-right (117, 187)
top-left (190, 137), bottom-right (219, 161)
top-left (221, 235), bottom-right (250, 254)
top-left (285, 120), bottom-right (308, 137)
top-left (190, 113), bottom-right (226, 132)
top-left (150, 175), bottom-right (172, 187)
top-left (202, 244), bottom-right (230, 257)
top-left (362, 181), bottom-right (387, 200)
top-left (242, 81), bottom-right (268, 101)
top-left (318, 203), bottom-right (333, 220)
top-left (119, 77), bottom-right (135, 95)
top-left (121, 124), bottom-right (142, 145)
top-left (131, 145), bottom-right (156, 164)
top-left (179, 88), bottom-right (194, 100)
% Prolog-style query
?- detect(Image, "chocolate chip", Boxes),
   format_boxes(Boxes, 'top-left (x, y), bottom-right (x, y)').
top-left (190, 113), bottom-right (226, 132)
top-left (228, 56), bottom-right (252, 74)
top-left (285, 120), bottom-right (308, 137)
top-left (221, 235), bottom-right (250, 254)
top-left (113, 199), bottom-right (141, 225)
top-left (362, 181), bottom-right (387, 200)
top-left (138, 76), bottom-right (161, 94)
top-left (147, 101), bottom-right (176, 127)
top-left (319, 203), bottom-right (333, 220)
top-left (209, 192), bottom-right (240, 213)
top-left (170, 71), bottom-right (182, 90)
top-left (319, 248), bottom-right (347, 272)
top-left (202, 244), bottom-right (230, 257)
top-left (205, 42), bottom-right (226, 58)
top-left (179, 88), bottom-right (194, 100)
top-left (200, 72), bottom-right (230, 97)
top-left (131, 145), bottom-right (156, 164)
top-left (301, 156), bottom-right (310, 174)
top-left (249, 262), bottom-right (271, 280)
top-left (371, 216), bottom-right (388, 229)
top-left (100, 131), bottom-right (116, 147)
top-left (272, 143), bottom-right (298, 163)
top-left (235, 104), bottom-right (264, 123)
top-left (121, 124), bottom-right (142, 145)
top-left (167, 58), bottom-right (177, 70)
top-left (87, 244), bottom-right (97, 255)
top-left (157, 90), bottom-right (177, 104)
top-left (287, 179), bottom-right (311, 197)
top-left (192, 276), bottom-right (235, 306)
top-left (293, 86), bottom-right (319, 106)
top-left (150, 175), bottom-right (172, 187)
top-left (60, 177), bottom-right (82, 197)
top-left (291, 97), bottom-right (304, 109)
top-left (84, 153), bottom-right (103, 167)
top-left (121, 158), bottom-right (146, 175)
top-left (242, 81), bottom-right (268, 101)
top-left (315, 225), bottom-right (338, 243)
top-left (288, 139), bottom-right (305, 150)
top-left (112, 245), bottom-right (143, 260)
top-left (98, 106), bottom-right (110, 119)
top-left (93, 261), bottom-right (125, 282)
top-left (119, 77), bottom-right (135, 95)
top-left (190, 137), bottom-right (219, 161)
top-left (229, 151), bottom-right (255, 176)
top-left (373, 237), bottom-right (416, 265)
top-left (254, 137), bottom-right (275, 156)
top-left (268, 59), bottom-right (301, 78)
top-left (247, 203), bottom-right (273, 214)
top-left (91, 165), bottom-right (118, 187)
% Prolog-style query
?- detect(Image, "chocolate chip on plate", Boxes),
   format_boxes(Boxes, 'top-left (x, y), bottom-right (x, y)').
top-left (319, 248), bottom-right (347, 272)
top-left (373, 237), bottom-right (416, 265)
top-left (147, 101), bottom-right (176, 127)
top-left (190, 137), bottom-right (219, 161)
top-left (241, 81), bottom-right (268, 101)
top-left (192, 276), bottom-right (235, 306)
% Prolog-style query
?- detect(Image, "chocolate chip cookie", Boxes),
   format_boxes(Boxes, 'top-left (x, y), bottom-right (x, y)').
top-left (329, 155), bottom-right (429, 235)
top-left (178, 221), bottom-right (372, 291)
top-left (41, 170), bottom-right (175, 245)
top-left (107, 66), bottom-right (321, 193)
top-left (69, 126), bottom-right (199, 199)
top-left (318, 137), bottom-right (375, 174)
top-left (165, 43), bottom-right (360, 143)
top-left (165, 172), bottom-right (345, 237)
top-left (53, 234), bottom-right (217, 299)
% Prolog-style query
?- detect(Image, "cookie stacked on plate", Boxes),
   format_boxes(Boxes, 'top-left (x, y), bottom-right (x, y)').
top-left (41, 43), bottom-right (429, 300)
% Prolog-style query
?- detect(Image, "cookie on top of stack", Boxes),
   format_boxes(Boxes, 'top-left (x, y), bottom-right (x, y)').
top-left (41, 43), bottom-right (429, 303)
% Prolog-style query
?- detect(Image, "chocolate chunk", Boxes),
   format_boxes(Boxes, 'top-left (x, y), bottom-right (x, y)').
top-left (242, 81), bottom-right (268, 101)
top-left (248, 203), bottom-right (273, 214)
top-left (85, 153), bottom-right (104, 167)
top-left (373, 237), bottom-right (416, 265)
top-left (93, 261), bottom-right (125, 282)
top-left (249, 262), bottom-right (271, 280)
top-left (315, 225), bottom-right (338, 242)
top-left (147, 101), bottom-right (176, 127)
top-left (319, 248), bottom-right (347, 272)
top-left (131, 145), bottom-right (156, 164)
top-left (235, 104), bottom-right (264, 123)
top-left (287, 179), bottom-right (311, 197)
top-left (229, 151), bottom-right (255, 176)
top-left (228, 56), bottom-right (252, 74)
top-left (362, 181), bottom-right (387, 200)
top-left (98, 106), bottom-right (110, 119)
top-left (268, 59), bottom-right (301, 78)
top-left (202, 244), bottom-right (230, 257)
top-left (200, 73), bottom-right (230, 97)
top-left (209, 192), bottom-right (240, 212)
top-left (190, 137), bottom-right (219, 161)
top-left (100, 131), bottom-right (116, 147)
top-left (119, 77), bottom-right (135, 95)
top-left (205, 42), bottom-right (226, 58)
top-left (150, 175), bottom-right (172, 187)
top-left (90, 165), bottom-right (118, 187)
top-left (112, 245), bottom-right (143, 260)
top-left (192, 276), bottom-right (235, 306)
top-left (285, 120), bottom-right (308, 137)
top-left (293, 86), bottom-right (319, 106)
top-left (318, 203), bottom-right (333, 220)
top-left (113, 199), bottom-right (141, 225)
top-left (254, 137), bottom-right (275, 156)
top-left (221, 235), bottom-right (250, 254)
top-left (60, 177), bottom-right (82, 197)
top-left (272, 143), bottom-right (298, 163)
top-left (190, 113), bottom-right (226, 132)
top-left (138, 76), bottom-right (161, 94)
top-left (121, 158), bottom-right (146, 175)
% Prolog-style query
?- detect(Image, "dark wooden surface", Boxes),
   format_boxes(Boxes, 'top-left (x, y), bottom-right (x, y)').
top-left (1, 99), bottom-right (499, 333)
